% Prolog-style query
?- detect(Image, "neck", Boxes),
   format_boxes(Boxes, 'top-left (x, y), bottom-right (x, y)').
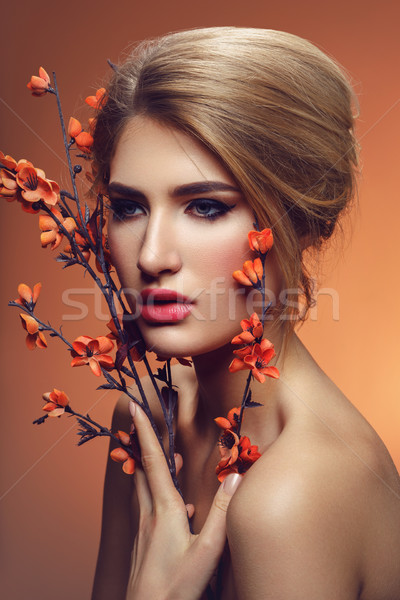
top-left (191, 324), bottom-right (293, 449)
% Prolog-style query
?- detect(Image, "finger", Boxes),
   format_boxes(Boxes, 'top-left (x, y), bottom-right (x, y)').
top-left (134, 464), bottom-right (153, 515)
top-left (198, 473), bottom-right (242, 552)
top-left (174, 452), bottom-right (183, 476)
top-left (130, 401), bottom-right (182, 509)
top-left (135, 453), bottom-right (183, 513)
top-left (185, 503), bottom-right (195, 519)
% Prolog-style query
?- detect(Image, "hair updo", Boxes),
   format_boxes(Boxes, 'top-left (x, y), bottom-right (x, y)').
top-left (92, 26), bottom-right (359, 335)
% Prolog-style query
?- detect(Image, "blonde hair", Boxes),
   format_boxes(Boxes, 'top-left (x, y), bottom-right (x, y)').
top-left (92, 27), bottom-right (359, 337)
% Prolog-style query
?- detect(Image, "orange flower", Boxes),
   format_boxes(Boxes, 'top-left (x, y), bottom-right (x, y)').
top-left (85, 88), bottom-right (106, 110)
top-left (1, 163), bottom-right (40, 212)
top-left (68, 117), bottom-right (83, 138)
top-left (214, 407), bottom-right (262, 482)
top-left (64, 207), bottom-right (110, 271)
top-left (248, 228), bottom-right (273, 254)
top-left (15, 158), bottom-right (35, 172)
top-left (42, 388), bottom-right (69, 417)
top-left (39, 207), bottom-right (77, 250)
top-left (214, 406), bottom-right (241, 431)
top-left (229, 338), bottom-right (279, 383)
top-left (214, 408), bottom-right (240, 481)
top-left (65, 230), bottom-right (110, 272)
top-left (0, 151), bottom-right (17, 170)
top-left (215, 432), bottom-right (240, 480)
top-left (238, 436), bottom-right (261, 466)
top-left (232, 345), bottom-right (253, 359)
top-left (19, 200), bottom-right (41, 214)
top-left (1, 158), bottom-right (55, 213)
top-left (16, 165), bottom-right (59, 206)
top-left (232, 258), bottom-right (263, 287)
top-left (110, 430), bottom-right (135, 474)
top-left (116, 430), bottom-right (131, 445)
top-left (19, 313), bottom-right (47, 350)
top-left (0, 168), bottom-right (20, 202)
top-left (64, 213), bottom-right (97, 262)
top-left (215, 437), bottom-right (262, 482)
top-left (110, 447), bottom-right (135, 474)
top-left (68, 117), bottom-right (94, 154)
top-left (71, 335), bottom-right (114, 376)
top-left (15, 282), bottom-right (42, 308)
top-left (231, 312), bottom-right (263, 345)
top-left (27, 67), bottom-right (51, 96)
top-left (64, 230), bottom-right (90, 261)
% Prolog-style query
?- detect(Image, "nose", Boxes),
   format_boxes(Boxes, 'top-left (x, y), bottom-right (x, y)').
top-left (136, 210), bottom-right (182, 278)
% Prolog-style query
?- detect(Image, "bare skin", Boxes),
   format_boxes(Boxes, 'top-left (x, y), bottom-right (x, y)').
top-left (91, 332), bottom-right (400, 599)
top-left (91, 116), bottom-right (400, 598)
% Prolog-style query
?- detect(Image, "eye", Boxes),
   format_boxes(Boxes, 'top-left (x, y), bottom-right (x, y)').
top-left (186, 198), bottom-right (235, 221)
top-left (108, 198), bottom-right (146, 221)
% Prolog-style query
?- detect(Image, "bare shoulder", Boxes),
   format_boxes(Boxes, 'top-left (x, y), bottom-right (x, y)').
top-left (229, 421), bottom-right (399, 527)
top-left (226, 386), bottom-right (400, 599)
top-left (258, 342), bottom-right (400, 525)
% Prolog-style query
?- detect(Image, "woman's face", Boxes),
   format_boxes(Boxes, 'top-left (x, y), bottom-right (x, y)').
top-left (108, 116), bottom-right (281, 358)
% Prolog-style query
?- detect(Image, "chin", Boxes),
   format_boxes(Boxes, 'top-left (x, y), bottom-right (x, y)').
top-left (140, 324), bottom-right (234, 362)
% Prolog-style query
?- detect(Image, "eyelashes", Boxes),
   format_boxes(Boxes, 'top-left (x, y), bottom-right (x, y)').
top-left (186, 198), bottom-right (235, 221)
top-left (107, 198), bottom-right (144, 219)
top-left (107, 197), bottom-right (236, 222)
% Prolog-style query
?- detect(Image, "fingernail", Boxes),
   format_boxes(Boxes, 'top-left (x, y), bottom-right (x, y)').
top-left (222, 473), bottom-right (242, 496)
top-left (129, 401), bottom-right (136, 419)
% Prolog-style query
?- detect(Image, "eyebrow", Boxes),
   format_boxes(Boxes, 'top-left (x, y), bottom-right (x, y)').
top-left (107, 181), bottom-right (241, 199)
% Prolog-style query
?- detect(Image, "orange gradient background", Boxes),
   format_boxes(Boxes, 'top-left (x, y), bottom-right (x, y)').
top-left (1, 1), bottom-right (399, 598)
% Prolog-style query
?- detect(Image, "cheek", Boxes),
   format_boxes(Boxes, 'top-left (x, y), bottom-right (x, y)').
top-left (194, 238), bottom-right (256, 320)
top-left (189, 233), bottom-right (248, 280)
top-left (185, 215), bottom-right (255, 275)
top-left (108, 226), bottom-right (142, 314)
top-left (108, 225), bottom-right (137, 277)
top-left (197, 241), bottom-right (282, 326)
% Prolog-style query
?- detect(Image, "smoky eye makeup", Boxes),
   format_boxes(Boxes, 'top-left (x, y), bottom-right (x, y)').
top-left (107, 196), bottom-right (236, 223)
top-left (184, 198), bottom-right (236, 221)
top-left (106, 197), bottom-right (146, 220)
top-left (106, 179), bottom-right (242, 224)
top-left (106, 191), bottom-right (237, 223)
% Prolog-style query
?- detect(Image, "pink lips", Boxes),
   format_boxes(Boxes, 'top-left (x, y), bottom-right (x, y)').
top-left (139, 288), bottom-right (194, 323)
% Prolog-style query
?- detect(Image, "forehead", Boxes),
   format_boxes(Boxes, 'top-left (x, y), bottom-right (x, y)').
top-left (109, 116), bottom-right (237, 190)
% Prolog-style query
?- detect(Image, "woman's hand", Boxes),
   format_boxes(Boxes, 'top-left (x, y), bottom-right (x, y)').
top-left (126, 400), bottom-right (242, 600)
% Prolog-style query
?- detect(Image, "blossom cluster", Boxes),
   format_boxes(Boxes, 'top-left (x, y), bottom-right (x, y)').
top-left (230, 228), bottom-right (278, 381)
top-left (215, 408), bottom-right (261, 481)
top-left (214, 228), bottom-right (280, 479)
top-left (4, 67), bottom-right (148, 475)
top-left (5, 65), bottom-right (280, 487)
top-left (0, 151), bottom-right (60, 214)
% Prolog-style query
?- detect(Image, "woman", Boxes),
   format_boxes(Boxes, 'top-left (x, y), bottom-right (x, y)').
top-left (90, 27), bottom-right (400, 599)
